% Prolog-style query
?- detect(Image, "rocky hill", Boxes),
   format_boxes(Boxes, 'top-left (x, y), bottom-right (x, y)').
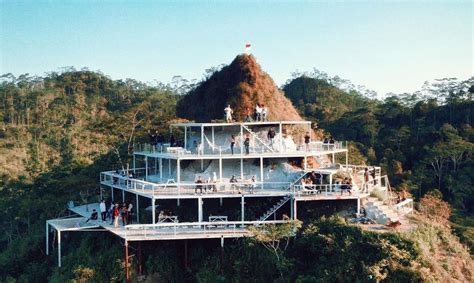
top-left (177, 54), bottom-right (302, 122)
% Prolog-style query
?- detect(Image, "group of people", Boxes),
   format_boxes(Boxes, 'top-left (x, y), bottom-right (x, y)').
top-left (301, 171), bottom-right (323, 193)
top-left (148, 130), bottom-right (182, 151)
top-left (194, 174), bottom-right (218, 194)
top-left (224, 103), bottom-right (270, 123)
top-left (87, 199), bottom-right (134, 228)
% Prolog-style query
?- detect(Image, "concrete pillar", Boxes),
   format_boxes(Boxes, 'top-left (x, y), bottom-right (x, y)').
top-left (45, 222), bottom-right (49, 255)
top-left (136, 194), bottom-right (139, 223)
top-left (219, 158), bottom-right (223, 182)
top-left (184, 127), bottom-right (187, 149)
top-left (260, 157), bottom-right (264, 190)
top-left (279, 122), bottom-right (283, 152)
top-left (124, 240), bottom-right (130, 283)
top-left (241, 195), bottom-right (245, 227)
top-left (240, 158), bottom-right (244, 179)
top-left (177, 159), bottom-right (181, 190)
top-left (57, 230), bottom-right (61, 267)
top-left (151, 197), bottom-right (156, 224)
top-left (145, 156), bottom-right (148, 180)
top-left (159, 158), bottom-right (163, 180)
top-left (357, 197), bottom-right (361, 215)
top-left (198, 197), bottom-right (203, 222)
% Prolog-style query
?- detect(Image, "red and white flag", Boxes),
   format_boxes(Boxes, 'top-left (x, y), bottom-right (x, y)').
top-left (245, 43), bottom-right (251, 48)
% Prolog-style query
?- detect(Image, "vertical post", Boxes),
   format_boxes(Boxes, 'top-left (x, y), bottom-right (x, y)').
top-left (151, 197), bottom-right (156, 224)
top-left (240, 158), bottom-right (244, 179)
top-left (124, 240), bottom-right (130, 283)
top-left (111, 187), bottom-right (114, 202)
top-left (138, 242), bottom-right (143, 275)
top-left (46, 222), bottom-right (49, 255)
top-left (168, 159), bottom-right (171, 178)
top-left (201, 125), bottom-right (204, 155)
top-left (133, 155), bottom-right (136, 174)
top-left (304, 155), bottom-right (307, 171)
top-left (332, 153), bottom-right (335, 164)
top-left (345, 143), bottom-right (348, 168)
top-left (241, 195), bottom-right (245, 227)
top-left (177, 159), bottom-right (181, 191)
top-left (145, 156), bottom-right (148, 180)
top-left (154, 157), bottom-right (157, 175)
top-left (357, 197), bottom-right (361, 215)
top-left (136, 194), bottom-right (139, 223)
top-left (219, 158), bottom-right (223, 182)
top-left (329, 174), bottom-right (333, 194)
top-left (159, 158), bottom-right (163, 180)
top-left (290, 196), bottom-right (294, 220)
top-left (279, 122), bottom-right (283, 152)
top-left (198, 197), bottom-right (203, 223)
top-left (122, 189), bottom-right (125, 203)
top-left (184, 127), bottom-right (187, 150)
top-left (240, 124), bottom-right (243, 154)
top-left (294, 199), bottom-right (298, 220)
top-left (212, 127), bottom-right (215, 153)
top-left (260, 157), bottom-right (264, 190)
top-left (57, 230), bottom-right (61, 267)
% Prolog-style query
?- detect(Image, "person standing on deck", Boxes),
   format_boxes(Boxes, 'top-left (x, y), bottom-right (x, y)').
top-left (195, 176), bottom-right (204, 195)
top-left (244, 107), bottom-right (253, 122)
top-left (250, 176), bottom-right (257, 194)
top-left (99, 199), bottom-right (107, 221)
top-left (364, 168), bottom-right (370, 193)
top-left (304, 132), bottom-right (311, 152)
top-left (224, 105), bottom-right (233, 123)
top-left (267, 128), bottom-right (276, 148)
top-left (261, 104), bottom-right (268, 121)
top-left (121, 203), bottom-right (128, 226)
top-left (169, 134), bottom-right (176, 147)
top-left (127, 203), bottom-right (134, 225)
top-left (244, 134), bottom-right (250, 155)
top-left (255, 104), bottom-right (262, 121)
top-left (148, 130), bottom-right (157, 152)
top-left (156, 132), bottom-right (164, 152)
top-left (113, 204), bottom-right (119, 227)
top-left (230, 135), bottom-right (236, 155)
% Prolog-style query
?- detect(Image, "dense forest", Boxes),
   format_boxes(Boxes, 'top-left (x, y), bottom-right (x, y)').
top-left (0, 61), bottom-right (473, 282)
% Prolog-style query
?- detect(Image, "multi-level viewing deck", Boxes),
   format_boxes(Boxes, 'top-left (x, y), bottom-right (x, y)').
top-left (47, 121), bottom-right (402, 270)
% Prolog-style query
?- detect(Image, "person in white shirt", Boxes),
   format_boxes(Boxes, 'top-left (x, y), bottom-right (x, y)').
top-left (127, 203), bottom-right (134, 225)
top-left (261, 104), bottom-right (268, 121)
top-left (99, 199), bottom-right (107, 221)
top-left (255, 104), bottom-right (262, 121)
top-left (224, 105), bottom-right (233, 123)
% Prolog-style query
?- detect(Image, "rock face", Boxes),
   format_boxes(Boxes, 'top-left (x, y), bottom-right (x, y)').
top-left (176, 54), bottom-right (303, 122)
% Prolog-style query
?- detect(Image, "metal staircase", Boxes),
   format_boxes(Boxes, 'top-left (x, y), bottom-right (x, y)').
top-left (257, 195), bottom-right (292, 221)
top-left (241, 124), bottom-right (275, 153)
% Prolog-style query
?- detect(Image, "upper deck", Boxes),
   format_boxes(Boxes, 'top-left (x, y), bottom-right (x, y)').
top-left (135, 120), bottom-right (347, 160)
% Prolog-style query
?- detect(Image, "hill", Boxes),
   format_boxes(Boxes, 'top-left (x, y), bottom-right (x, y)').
top-left (177, 54), bottom-right (302, 122)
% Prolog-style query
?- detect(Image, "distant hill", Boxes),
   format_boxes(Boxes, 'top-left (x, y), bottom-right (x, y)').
top-left (282, 76), bottom-right (370, 124)
top-left (177, 54), bottom-right (302, 122)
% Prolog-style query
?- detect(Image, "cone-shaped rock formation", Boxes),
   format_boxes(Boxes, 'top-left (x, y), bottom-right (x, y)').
top-left (176, 54), bottom-right (303, 122)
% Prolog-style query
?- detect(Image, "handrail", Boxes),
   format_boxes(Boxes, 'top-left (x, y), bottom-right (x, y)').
top-left (241, 124), bottom-right (275, 153)
top-left (125, 219), bottom-right (288, 230)
top-left (394, 198), bottom-right (414, 215)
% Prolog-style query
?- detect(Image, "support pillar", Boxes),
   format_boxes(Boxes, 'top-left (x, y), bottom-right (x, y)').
top-left (294, 199), bottom-right (298, 220)
top-left (345, 144), bottom-right (348, 168)
top-left (154, 157), bottom-right (157, 175)
top-left (159, 158), bottom-right (163, 180)
top-left (138, 242), bottom-right (143, 275)
top-left (57, 230), bottom-right (61, 267)
top-left (279, 122), bottom-right (283, 152)
top-left (133, 155), bottom-right (136, 174)
top-left (332, 153), bottom-right (335, 164)
top-left (122, 189), bottom-right (125, 203)
top-left (168, 159), bottom-right (171, 179)
top-left (111, 187), bottom-right (114, 202)
top-left (240, 158), bottom-right (244, 179)
top-left (136, 194), bottom-right (139, 223)
top-left (260, 157), bottom-right (264, 190)
top-left (329, 174), bottom-right (333, 194)
top-left (177, 159), bottom-right (181, 190)
top-left (184, 127), bottom-right (187, 150)
top-left (151, 197), bottom-right (156, 224)
top-left (124, 240), bottom-right (130, 283)
top-left (304, 155), bottom-right (307, 171)
top-left (46, 222), bottom-right (49, 255)
top-left (212, 127), bottom-right (215, 153)
top-left (357, 197), bottom-right (361, 215)
top-left (145, 156), bottom-right (148, 180)
top-left (201, 126), bottom-right (204, 155)
top-left (241, 195), bottom-right (245, 227)
top-left (240, 124), bottom-right (243, 154)
top-left (290, 196), bottom-right (294, 220)
top-left (198, 197), bottom-right (203, 222)
top-left (219, 158), bottom-right (223, 182)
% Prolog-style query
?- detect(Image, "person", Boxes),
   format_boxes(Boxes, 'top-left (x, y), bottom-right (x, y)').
top-left (224, 105), bottom-right (233, 123)
top-left (193, 140), bottom-right (199, 154)
top-left (230, 135), bottom-right (236, 155)
top-left (255, 104), bottom-right (262, 121)
top-left (250, 176), bottom-right (257, 194)
top-left (121, 203), bottom-right (128, 226)
top-left (304, 132), bottom-right (311, 151)
top-left (99, 199), bottom-right (107, 221)
top-left (148, 130), bottom-right (157, 152)
top-left (244, 107), bottom-right (253, 122)
top-left (212, 172), bottom-right (218, 192)
top-left (113, 203), bottom-right (120, 227)
top-left (340, 178), bottom-right (352, 196)
top-left (267, 128), bottom-right (276, 148)
top-left (85, 209), bottom-right (98, 223)
top-left (127, 203), bottom-right (134, 225)
top-left (156, 132), bottom-right (165, 152)
top-left (364, 168), bottom-right (370, 193)
top-left (261, 104), bottom-right (268, 121)
top-left (230, 175), bottom-right (238, 193)
top-left (244, 134), bottom-right (250, 155)
top-left (195, 176), bottom-right (204, 195)
top-left (169, 134), bottom-right (176, 147)
top-left (371, 167), bottom-right (377, 185)
top-left (106, 202), bottom-right (114, 220)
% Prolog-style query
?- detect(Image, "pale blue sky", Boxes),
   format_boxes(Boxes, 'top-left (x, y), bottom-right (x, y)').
top-left (1, 0), bottom-right (472, 95)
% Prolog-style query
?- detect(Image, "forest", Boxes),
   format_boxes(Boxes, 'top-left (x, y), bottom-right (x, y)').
top-left (0, 65), bottom-right (472, 282)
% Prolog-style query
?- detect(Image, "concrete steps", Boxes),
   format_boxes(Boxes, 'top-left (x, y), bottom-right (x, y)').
top-left (364, 197), bottom-right (400, 224)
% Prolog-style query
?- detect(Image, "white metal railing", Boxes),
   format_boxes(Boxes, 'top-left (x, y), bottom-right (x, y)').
top-left (123, 220), bottom-right (289, 238)
top-left (394, 198), bottom-right (414, 215)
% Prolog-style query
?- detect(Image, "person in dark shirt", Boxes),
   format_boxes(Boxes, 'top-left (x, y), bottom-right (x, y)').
top-left (148, 130), bottom-right (157, 152)
top-left (169, 134), bottom-right (176, 147)
top-left (85, 209), bottom-right (98, 223)
top-left (244, 134), bottom-right (250, 155)
top-left (304, 132), bottom-right (311, 152)
top-left (195, 176), bottom-right (204, 194)
top-left (267, 128), bottom-right (276, 148)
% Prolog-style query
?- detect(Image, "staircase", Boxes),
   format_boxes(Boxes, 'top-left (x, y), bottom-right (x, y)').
top-left (258, 195), bottom-right (292, 221)
top-left (315, 155), bottom-right (331, 168)
top-left (364, 197), bottom-right (400, 224)
top-left (241, 124), bottom-right (275, 153)
top-left (286, 171), bottom-right (308, 191)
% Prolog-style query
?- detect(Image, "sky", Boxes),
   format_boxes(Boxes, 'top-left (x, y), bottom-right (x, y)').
top-left (1, 0), bottom-right (472, 96)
